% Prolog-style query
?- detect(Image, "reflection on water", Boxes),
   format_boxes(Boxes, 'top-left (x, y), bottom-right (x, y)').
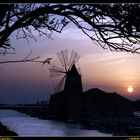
top-left (134, 111), bottom-right (140, 117)
top-left (0, 109), bottom-right (112, 136)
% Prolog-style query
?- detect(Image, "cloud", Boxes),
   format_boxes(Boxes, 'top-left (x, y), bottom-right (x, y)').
top-left (107, 59), bottom-right (126, 65)
top-left (79, 51), bottom-right (134, 66)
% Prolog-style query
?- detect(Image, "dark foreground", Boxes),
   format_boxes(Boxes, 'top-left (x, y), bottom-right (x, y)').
top-left (80, 117), bottom-right (140, 136)
top-left (0, 106), bottom-right (140, 136)
top-left (0, 122), bottom-right (18, 136)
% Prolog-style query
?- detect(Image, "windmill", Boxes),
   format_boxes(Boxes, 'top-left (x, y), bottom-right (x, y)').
top-left (49, 49), bottom-right (82, 93)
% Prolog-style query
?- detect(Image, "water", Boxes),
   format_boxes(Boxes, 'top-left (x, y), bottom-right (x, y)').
top-left (0, 109), bottom-right (112, 136)
top-left (134, 111), bottom-right (140, 117)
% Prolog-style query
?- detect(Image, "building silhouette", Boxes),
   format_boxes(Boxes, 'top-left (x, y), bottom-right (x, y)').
top-left (48, 63), bottom-right (134, 121)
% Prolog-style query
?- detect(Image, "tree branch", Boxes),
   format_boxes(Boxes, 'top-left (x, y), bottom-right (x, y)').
top-left (1, 4), bottom-right (140, 54)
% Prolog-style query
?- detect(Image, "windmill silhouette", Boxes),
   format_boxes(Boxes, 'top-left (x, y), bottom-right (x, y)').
top-left (49, 49), bottom-right (82, 94)
top-left (48, 49), bottom-right (84, 120)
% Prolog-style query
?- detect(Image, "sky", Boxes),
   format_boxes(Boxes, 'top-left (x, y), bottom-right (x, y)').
top-left (0, 23), bottom-right (140, 104)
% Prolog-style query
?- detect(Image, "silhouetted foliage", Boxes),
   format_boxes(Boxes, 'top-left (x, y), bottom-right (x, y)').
top-left (1, 4), bottom-right (140, 54)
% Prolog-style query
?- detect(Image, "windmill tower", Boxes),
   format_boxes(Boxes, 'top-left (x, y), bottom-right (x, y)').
top-left (48, 49), bottom-right (84, 120)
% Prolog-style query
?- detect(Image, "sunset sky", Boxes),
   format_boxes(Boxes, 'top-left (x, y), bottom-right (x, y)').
top-left (0, 22), bottom-right (140, 104)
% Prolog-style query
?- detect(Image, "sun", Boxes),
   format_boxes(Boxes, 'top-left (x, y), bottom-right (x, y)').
top-left (127, 86), bottom-right (133, 93)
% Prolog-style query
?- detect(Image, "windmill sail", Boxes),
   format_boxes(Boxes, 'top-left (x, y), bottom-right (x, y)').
top-left (57, 49), bottom-right (68, 72)
top-left (49, 65), bottom-right (65, 77)
top-left (49, 49), bottom-right (81, 93)
top-left (68, 50), bottom-right (80, 70)
top-left (53, 75), bottom-right (66, 93)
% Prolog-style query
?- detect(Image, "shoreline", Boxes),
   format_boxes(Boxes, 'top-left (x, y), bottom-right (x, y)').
top-left (1, 108), bottom-right (140, 136)
top-left (14, 108), bottom-right (140, 136)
